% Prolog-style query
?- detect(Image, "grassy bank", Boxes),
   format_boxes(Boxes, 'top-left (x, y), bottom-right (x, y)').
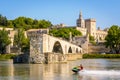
top-left (83, 54), bottom-right (120, 59)
top-left (0, 54), bottom-right (17, 60)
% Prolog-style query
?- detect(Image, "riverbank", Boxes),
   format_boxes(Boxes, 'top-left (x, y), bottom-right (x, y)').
top-left (1, 53), bottom-right (120, 61)
top-left (0, 54), bottom-right (16, 60)
top-left (83, 54), bottom-right (120, 59)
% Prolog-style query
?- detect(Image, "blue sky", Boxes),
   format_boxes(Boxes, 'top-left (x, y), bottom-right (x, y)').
top-left (0, 0), bottom-right (120, 29)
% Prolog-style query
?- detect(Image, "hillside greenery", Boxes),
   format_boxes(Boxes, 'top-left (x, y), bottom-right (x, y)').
top-left (0, 14), bottom-right (52, 30)
top-left (49, 28), bottom-right (82, 40)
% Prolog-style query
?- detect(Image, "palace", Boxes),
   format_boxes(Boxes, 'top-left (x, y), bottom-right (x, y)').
top-left (76, 12), bottom-right (108, 42)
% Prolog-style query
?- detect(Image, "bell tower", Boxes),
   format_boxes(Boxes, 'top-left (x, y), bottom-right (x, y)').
top-left (76, 11), bottom-right (85, 28)
top-left (85, 19), bottom-right (96, 38)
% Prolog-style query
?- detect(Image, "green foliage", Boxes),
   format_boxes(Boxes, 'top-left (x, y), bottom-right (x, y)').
top-left (89, 35), bottom-right (96, 45)
top-left (49, 28), bottom-right (82, 40)
top-left (13, 17), bottom-right (32, 30)
top-left (89, 35), bottom-right (95, 42)
top-left (13, 17), bottom-right (52, 30)
top-left (105, 25), bottom-right (120, 53)
top-left (0, 54), bottom-right (17, 60)
top-left (0, 14), bottom-right (8, 26)
top-left (0, 14), bottom-right (53, 30)
top-left (14, 28), bottom-right (29, 52)
top-left (38, 20), bottom-right (52, 28)
top-left (7, 20), bottom-right (14, 28)
top-left (0, 28), bottom-right (11, 54)
top-left (22, 38), bottom-right (30, 52)
top-left (83, 54), bottom-right (120, 59)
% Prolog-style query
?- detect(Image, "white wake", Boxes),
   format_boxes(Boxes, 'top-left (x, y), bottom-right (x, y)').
top-left (79, 70), bottom-right (120, 76)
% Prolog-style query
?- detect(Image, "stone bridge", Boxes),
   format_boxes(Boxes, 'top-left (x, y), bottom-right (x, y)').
top-left (14, 29), bottom-right (82, 64)
top-left (43, 34), bottom-right (82, 54)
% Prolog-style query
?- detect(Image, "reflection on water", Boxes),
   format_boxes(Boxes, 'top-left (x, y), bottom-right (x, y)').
top-left (0, 59), bottom-right (120, 80)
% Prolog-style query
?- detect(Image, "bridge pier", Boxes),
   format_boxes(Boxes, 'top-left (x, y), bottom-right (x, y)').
top-left (66, 53), bottom-right (82, 61)
top-left (13, 52), bottom-right (82, 64)
top-left (44, 53), bottom-right (67, 64)
top-left (44, 53), bottom-right (83, 63)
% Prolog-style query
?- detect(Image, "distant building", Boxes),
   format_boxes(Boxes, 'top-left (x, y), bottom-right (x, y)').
top-left (51, 23), bottom-right (66, 29)
top-left (76, 11), bottom-right (108, 42)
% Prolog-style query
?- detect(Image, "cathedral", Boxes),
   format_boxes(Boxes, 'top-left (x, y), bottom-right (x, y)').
top-left (76, 12), bottom-right (108, 42)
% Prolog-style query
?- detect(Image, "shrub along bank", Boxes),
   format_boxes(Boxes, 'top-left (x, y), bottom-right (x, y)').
top-left (83, 54), bottom-right (120, 59)
top-left (0, 54), bottom-right (17, 60)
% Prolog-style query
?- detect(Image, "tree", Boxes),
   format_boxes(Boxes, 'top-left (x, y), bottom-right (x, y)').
top-left (13, 17), bottom-right (26, 29)
top-left (0, 14), bottom-right (8, 26)
top-left (33, 19), bottom-right (38, 25)
top-left (13, 17), bottom-right (52, 30)
top-left (105, 25), bottom-right (120, 53)
top-left (0, 28), bottom-right (11, 54)
top-left (14, 28), bottom-right (29, 53)
top-left (38, 19), bottom-right (52, 28)
top-left (7, 20), bottom-right (14, 28)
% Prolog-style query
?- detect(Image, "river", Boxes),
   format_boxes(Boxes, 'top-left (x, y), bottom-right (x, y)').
top-left (0, 59), bottom-right (120, 80)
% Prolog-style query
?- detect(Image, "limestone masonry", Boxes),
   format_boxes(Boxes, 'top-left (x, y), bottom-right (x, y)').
top-left (76, 11), bottom-right (108, 42)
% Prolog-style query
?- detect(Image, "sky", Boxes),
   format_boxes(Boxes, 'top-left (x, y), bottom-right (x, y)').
top-left (0, 0), bottom-right (120, 29)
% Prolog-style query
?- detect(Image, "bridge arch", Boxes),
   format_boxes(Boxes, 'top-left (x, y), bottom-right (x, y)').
top-left (52, 41), bottom-right (63, 54)
top-left (76, 48), bottom-right (78, 53)
top-left (79, 48), bottom-right (82, 53)
top-left (68, 47), bottom-right (72, 53)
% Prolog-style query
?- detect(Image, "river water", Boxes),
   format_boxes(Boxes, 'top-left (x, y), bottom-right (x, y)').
top-left (0, 59), bottom-right (120, 80)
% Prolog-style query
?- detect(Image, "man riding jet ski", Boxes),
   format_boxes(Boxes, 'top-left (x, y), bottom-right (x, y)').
top-left (72, 64), bottom-right (83, 73)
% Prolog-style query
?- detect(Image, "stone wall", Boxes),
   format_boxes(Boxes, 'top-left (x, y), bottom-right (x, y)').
top-left (88, 43), bottom-right (110, 53)
top-left (72, 35), bottom-right (88, 53)
top-left (29, 53), bottom-right (45, 63)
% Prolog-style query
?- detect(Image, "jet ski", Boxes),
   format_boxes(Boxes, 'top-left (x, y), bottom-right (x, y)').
top-left (72, 64), bottom-right (84, 73)
top-left (72, 67), bottom-right (80, 73)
